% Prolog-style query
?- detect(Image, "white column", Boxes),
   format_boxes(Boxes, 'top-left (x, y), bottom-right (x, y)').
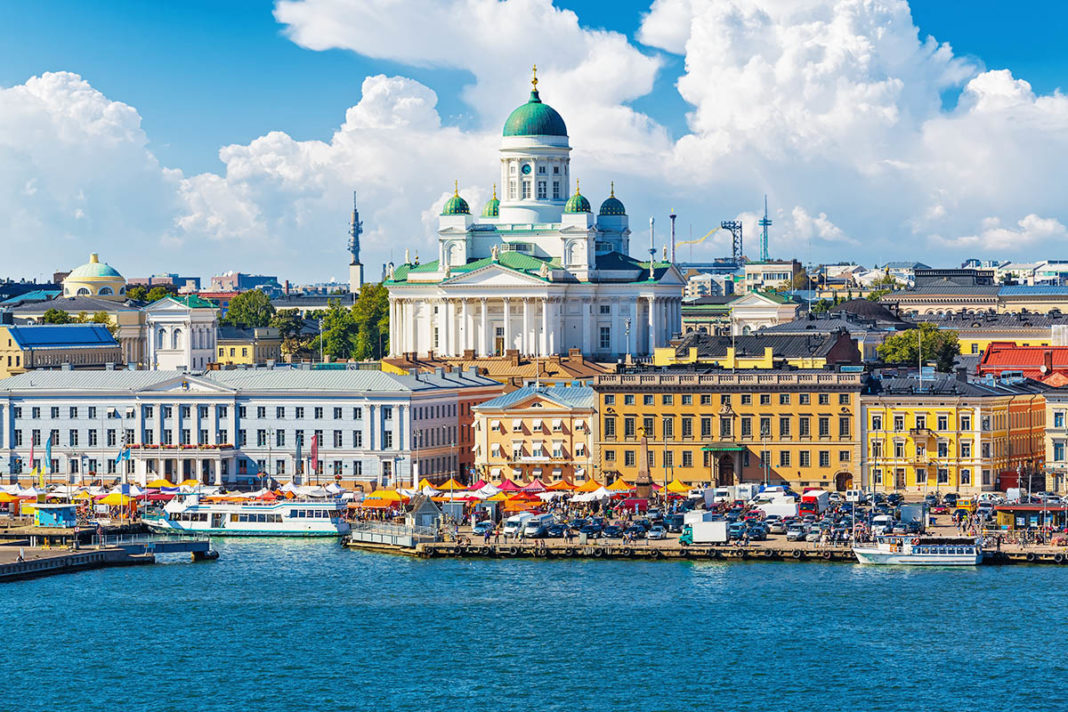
top-left (214, 459), bottom-right (222, 486)
top-left (628, 300), bottom-right (637, 357)
top-left (436, 300), bottom-right (447, 356)
top-left (503, 298), bottom-right (511, 352)
top-left (447, 298), bottom-right (457, 357)
top-left (408, 300), bottom-right (417, 356)
top-left (647, 296), bottom-right (656, 355)
top-left (522, 298), bottom-right (530, 355)
top-left (582, 299), bottom-right (591, 355)
top-left (461, 298), bottom-right (470, 353)
top-left (540, 298), bottom-right (548, 356)
top-left (549, 299), bottom-right (558, 354)
top-left (480, 298), bottom-right (488, 356)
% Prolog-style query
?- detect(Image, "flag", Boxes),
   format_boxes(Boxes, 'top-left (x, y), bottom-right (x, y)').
top-left (45, 434), bottom-right (53, 474)
top-left (115, 447), bottom-right (131, 465)
top-left (295, 438), bottom-right (302, 474)
top-left (310, 433), bottom-right (319, 473)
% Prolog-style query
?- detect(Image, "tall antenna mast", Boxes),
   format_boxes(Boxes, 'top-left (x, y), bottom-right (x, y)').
top-left (758, 194), bottom-right (772, 262)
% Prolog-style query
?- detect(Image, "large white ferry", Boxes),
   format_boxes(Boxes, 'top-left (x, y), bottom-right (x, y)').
top-left (144, 496), bottom-right (350, 537)
top-left (853, 536), bottom-right (983, 566)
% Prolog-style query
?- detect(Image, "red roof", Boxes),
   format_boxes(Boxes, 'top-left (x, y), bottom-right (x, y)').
top-left (978, 342), bottom-right (1068, 379)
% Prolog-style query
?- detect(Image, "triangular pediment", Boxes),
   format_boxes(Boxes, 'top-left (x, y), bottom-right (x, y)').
top-left (143, 298), bottom-right (193, 313)
top-left (443, 263), bottom-right (547, 287)
top-left (731, 292), bottom-right (785, 307)
top-left (138, 374), bottom-right (235, 395)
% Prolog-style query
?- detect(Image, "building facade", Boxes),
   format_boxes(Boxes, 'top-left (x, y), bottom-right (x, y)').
top-left (216, 326), bottom-right (283, 366)
top-left (593, 369), bottom-right (864, 491)
top-left (145, 296), bottom-right (218, 371)
top-left (385, 72), bottom-right (684, 361)
top-left (472, 385), bottom-right (595, 484)
top-left (861, 372), bottom-right (1046, 495)
top-left (0, 367), bottom-right (504, 488)
top-left (0, 325), bottom-right (122, 378)
top-left (62, 253), bottom-right (127, 299)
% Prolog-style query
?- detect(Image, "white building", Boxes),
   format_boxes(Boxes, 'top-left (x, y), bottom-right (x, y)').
top-left (0, 366), bottom-right (503, 487)
top-left (386, 71), bottom-right (684, 361)
top-left (145, 296), bottom-right (218, 371)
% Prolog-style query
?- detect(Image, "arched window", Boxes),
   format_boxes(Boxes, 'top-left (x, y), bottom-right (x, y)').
top-left (99, 286), bottom-right (114, 296)
top-left (118, 286), bottom-right (126, 295)
top-left (172, 328), bottom-right (183, 350)
top-left (77, 288), bottom-right (91, 296)
top-left (156, 328), bottom-right (166, 349)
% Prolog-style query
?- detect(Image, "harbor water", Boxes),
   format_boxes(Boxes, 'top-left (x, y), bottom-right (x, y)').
top-left (4, 539), bottom-right (1068, 712)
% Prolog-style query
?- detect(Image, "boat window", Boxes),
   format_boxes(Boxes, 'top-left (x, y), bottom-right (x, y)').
top-left (230, 514), bottom-right (239, 522)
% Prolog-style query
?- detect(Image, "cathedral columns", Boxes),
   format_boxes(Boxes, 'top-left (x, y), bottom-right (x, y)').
top-left (436, 299), bottom-right (447, 356)
top-left (503, 298), bottom-right (512, 353)
top-left (647, 296), bottom-right (657, 356)
top-left (407, 300), bottom-right (416, 357)
top-left (480, 298), bottom-right (488, 357)
top-left (447, 298), bottom-right (457, 357)
top-left (627, 300), bottom-right (637, 357)
top-left (581, 298), bottom-right (591, 355)
top-left (461, 298), bottom-right (470, 353)
top-left (522, 298), bottom-right (531, 355)
top-left (540, 297), bottom-right (548, 357)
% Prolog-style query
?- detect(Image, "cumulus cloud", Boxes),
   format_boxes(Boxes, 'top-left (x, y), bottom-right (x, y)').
top-left (6, 0), bottom-right (1068, 281)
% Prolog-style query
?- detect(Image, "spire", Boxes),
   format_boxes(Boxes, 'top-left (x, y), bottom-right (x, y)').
top-left (348, 190), bottom-right (362, 265)
top-left (610, 181), bottom-right (615, 198)
top-left (454, 179), bottom-right (459, 196)
top-left (531, 64), bottom-right (538, 91)
top-left (492, 183), bottom-right (497, 201)
top-left (575, 178), bottom-right (581, 195)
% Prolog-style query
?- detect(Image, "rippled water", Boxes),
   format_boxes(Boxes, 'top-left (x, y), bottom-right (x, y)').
top-left (3, 540), bottom-right (1066, 712)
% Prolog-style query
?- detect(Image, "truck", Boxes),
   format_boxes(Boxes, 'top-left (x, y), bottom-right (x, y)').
top-left (679, 520), bottom-right (729, 545)
top-left (799, 490), bottom-right (830, 517)
top-left (522, 512), bottom-right (556, 538)
top-left (756, 497), bottom-right (798, 519)
top-left (503, 512), bottom-right (534, 536)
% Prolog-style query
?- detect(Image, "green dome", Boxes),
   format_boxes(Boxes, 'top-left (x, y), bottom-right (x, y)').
top-left (68, 253), bottom-right (122, 279)
top-left (503, 90), bottom-right (567, 137)
top-left (481, 185), bottom-right (500, 217)
top-left (564, 187), bottom-right (591, 214)
top-left (441, 187), bottom-right (470, 216)
top-left (599, 183), bottom-right (626, 216)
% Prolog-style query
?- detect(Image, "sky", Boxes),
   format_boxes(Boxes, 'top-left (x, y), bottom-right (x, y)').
top-left (1, 0), bottom-right (1067, 283)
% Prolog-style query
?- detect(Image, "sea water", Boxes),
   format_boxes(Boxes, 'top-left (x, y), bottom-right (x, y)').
top-left (3, 539), bottom-right (1066, 712)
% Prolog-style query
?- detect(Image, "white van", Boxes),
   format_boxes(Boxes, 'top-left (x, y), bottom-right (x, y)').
top-left (503, 512), bottom-right (534, 536)
top-left (845, 489), bottom-right (868, 504)
top-left (871, 514), bottom-right (894, 532)
top-left (522, 512), bottom-right (556, 538)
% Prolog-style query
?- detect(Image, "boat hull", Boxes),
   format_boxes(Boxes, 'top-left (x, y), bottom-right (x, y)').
top-left (144, 520), bottom-right (346, 538)
top-left (853, 549), bottom-right (982, 566)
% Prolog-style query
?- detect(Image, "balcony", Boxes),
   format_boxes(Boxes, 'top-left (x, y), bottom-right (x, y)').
top-left (910, 427), bottom-right (934, 438)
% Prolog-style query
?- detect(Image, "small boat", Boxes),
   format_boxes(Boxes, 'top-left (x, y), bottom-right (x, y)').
top-left (144, 495), bottom-right (350, 537)
top-left (852, 535), bottom-right (983, 566)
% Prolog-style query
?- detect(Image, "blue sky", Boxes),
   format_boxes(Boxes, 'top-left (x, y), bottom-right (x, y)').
top-left (2, 0), bottom-right (1062, 177)
top-left (1, 1), bottom-right (1067, 281)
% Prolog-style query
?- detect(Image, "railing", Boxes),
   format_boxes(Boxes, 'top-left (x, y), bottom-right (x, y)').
top-left (350, 521), bottom-right (437, 539)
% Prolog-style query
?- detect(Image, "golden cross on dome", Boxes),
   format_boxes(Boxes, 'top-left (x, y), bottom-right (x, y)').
top-left (532, 64), bottom-right (538, 91)
top-left (454, 179), bottom-right (459, 196)
top-left (610, 181), bottom-right (615, 197)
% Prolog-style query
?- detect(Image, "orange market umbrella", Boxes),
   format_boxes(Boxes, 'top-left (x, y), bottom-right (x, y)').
top-left (574, 478), bottom-right (603, 493)
top-left (366, 489), bottom-right (405, 502)
top-left (487, 492), bottom-right (509, 502)
top-left (666, 479), bottom-right (690, 494)
top-left (360, 499), bottom-right (398, 509)
top-left (547, 480), bottom-right (576, 491)
top-left (607, 478), bottom-right (634, 492)
top-left (437, 478), bottom-right (467, 491)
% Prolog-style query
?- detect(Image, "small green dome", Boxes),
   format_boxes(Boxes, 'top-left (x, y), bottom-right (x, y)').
top-left (481, 185), bottom-right (500, 217)
top-left (564, 185), bottom-right (591, 214)
top-left (599, 183), bottom-right (626, 216)
top-left (441, 184), bottom-right (470, 216)
top-left (68, 253), bottom-right (122, 279)
top-left (503, 90), bottom-right (567, 137)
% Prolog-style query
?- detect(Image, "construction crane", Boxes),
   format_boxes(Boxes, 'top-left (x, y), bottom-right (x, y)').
top-left (720, 220), bottom-right (743, 264)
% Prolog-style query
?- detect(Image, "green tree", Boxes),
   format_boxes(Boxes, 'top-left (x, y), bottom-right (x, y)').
top-left (791, 268), bottom-right (812, 290)
top-left (352, 283), bottom-right (390, 359)
top-left (269, 309), bottom-right (306, 340)
top-left (42, 308), bottom-right (71, 324)
top-left (126, 285), bottom-right (148, 302)
top-left (222, 289), bottom-right (276, 327)
top-left (310, 299), bottom-right (359, 360)
top-left (877, 322), bottom-right (960, 372)
top-left (865, 271), bottom-right (902, 302)
top-left (73, 311), bottom-right (90, 323)
top-left (146, 285), bottom-right (177, 302)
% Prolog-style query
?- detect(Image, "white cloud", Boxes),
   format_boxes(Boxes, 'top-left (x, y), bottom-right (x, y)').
top-left (6, 1), bottom-right (1068, 281)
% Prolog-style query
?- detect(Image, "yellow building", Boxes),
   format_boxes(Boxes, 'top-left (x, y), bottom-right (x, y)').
top-left (920, 313), bottom-right (1064, 356)
top-left (0, 324), bottom-right (123, 378)
top-left (62, 253), bottom-right (127, 300)
top-left (1044, 390), bottom-right (1068, 493)
top-left (654, 331), bottom-right (861, 369)
top-left (862, 372), bottom-right (1046, 495)
top-left (216, 327), bottom-right (282, 365)
top-left (472, 385), bottom-right (595, 484)
top-left (593, 369), bottom-right (864, 491)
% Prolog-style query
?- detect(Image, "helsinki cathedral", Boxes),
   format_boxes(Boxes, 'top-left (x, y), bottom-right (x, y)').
top-left (385, 69), bottom-right (684, 360)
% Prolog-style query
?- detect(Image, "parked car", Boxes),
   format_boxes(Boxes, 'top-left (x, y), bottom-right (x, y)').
top-left (546, 524), bottom-right (567, 538)
top-left (887, 494), bottom-right (903, 506)
top-left (664, 514), bottom-right (685, 533)
top-left (746, 525), bottom-right (768, 541)
top-left (647, 525), bottom-right (666, 540)
top-left (602, 525), bottom-right (624, 539)
top-left (472, 521), bottom-right (494, 536)
top-left (579, 524), bottom-right (603, 539)
top-left (804, 528), bottom-right (823, 542)
top-left (728, 522), bottom-right (748, 540)
top-left (786, 524), bottom-right (807, 542)
top-left (943, 493), bottom-right (959, 506)
top-left (624, 525), bottom-right (646, 540)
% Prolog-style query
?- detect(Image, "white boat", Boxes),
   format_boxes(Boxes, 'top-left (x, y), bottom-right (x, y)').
top-left (144, 495), bottom-right (350, 537)
top-left (852, 536), bottom-right (983, 566)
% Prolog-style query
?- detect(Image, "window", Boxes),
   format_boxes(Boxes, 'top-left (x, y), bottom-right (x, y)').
top-left (779, 394), bottom-right (790, 405)
top-left (818, 394), bottom-right (829, 405)
top-left (88, 430), bottom-right (98, 446)
top-left (50, 407), bottom-right (59, 419)
top-left (664, 451), bottom-right (673, 468)
top-left (31, 407), bottom-right (40, 419)
top-left (915, 415), bottom-right (927, 431)
top-left (819, 417), bottom-right (830, 438)
top-left (69, 407), bottom-right (78, 419)
top-left (199, 429), bottom-right (208, 444)
top-left (624, 418), bottom-right (636, 439)
top-left (700, 395), bottom-right (712, 405)
top-left (799, 394), bottom-right (810, 405)
top-left (915, 468), bottom-right (928, 484)
top-left (838, 417), bottom-right (850, 439)
top-left (873, 468), bottom-right (883, 485)
top-left (893, 415), bottom-right (905, 431)
top-left (257, 407), bottom-right (266, 418)
top-left (818, 451), bottom-right (830, 468)
top-left (727, 395), bottom-right (737, 406)
top-left (894, 441), bottom-right (905, 458)
top-left (604, 449), bottom-right (616, 463)
top-left (681, 417), bottom-right (693, 439)
top-left (643, 417), bottom-right (655, 436)
top-left (961, 414), bottom-right (972, 431)
top-left (937, 441), bottom-right (949, 458)
top-left (604, 395), bottom-right (615, 405)
top-left (839, 450), bottom-right (850, 463)
top-left (333, 430), bottom-right (343, 447)
top-left (383, 406), bottom-right (393, 421)
top-left (872, 441), bottom-right (882, 458)
top-left (759, 394), bottom-right (771, 405)
top-left (257, 430), bottom-right (267, 447)
top-left (662, 395), bottom-right (673, 406)
top-left (720, 417), bottom-right (732, 438)
top-left (382, 431), bottom-right (393, 449)
top-left (552, 181), bottom-right (560, 199)
top-left (624, 395), bottom-right (635, 405)
top-left (643, 395), bottom-right (654, 406)
top-left (295, 407), bottom-right (304, 419)
top-left (682, 395), bottom-right (692, 405)
top-left (277, 431), bottom-right (286, 447)
top-left (701, 417), bottom-right (712, 438)
top-left (961, 441), bottom-right (972, 458)
top-left (838, 393), bottom-right (850, 405)
top-left (106, 429), bottom-right (116, 447)
top-left (799, 451), bottom-right (810, 467)
top-left (937, 468), bottom-right (949, 484)
top-left (599, 304), bottom-right (611, 315)
top-left (662, 417), bottom-right (674, 439)
top-left (937, 415), bottom-right (949, 431)
top-left (537, 180), bottom-right (547, 199)
top-left (871, 415), bottom-right (883, 431)
top-left (314, 407), bottom-right (323, 419)
top-left (778, 451), bottom-right (791, 467)
top-left (740, 417), bottom-right (751, 438)
top-left (604, 418), bottom-right (616, 439)
top-left (353, 430), bottom-right (364, 448)
top-left (961, 468), bottom-right (971, 485)
top-left (624, 450), bottom-right (636, 467)
top-left (68, 430), bottom-right (79, 447)
top-left (599, 326), bottom-right (611, 350)
top-left (799, 417), bottom-right (810, 438)
top-left (682, 450), bottom-right (693, 468)
top-left (779, 417), bottom-right (791, 438)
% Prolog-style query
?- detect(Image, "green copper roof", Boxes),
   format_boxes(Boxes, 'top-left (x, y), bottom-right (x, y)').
top-left (503, 90), bottom-right (567, 137)
top-left (441, 192), bottom-right (470, 216)
top-left (67, 254), bottom-right (122, 280)
top-left (159, 295), bottom-right (217, 308)
top-left (564, 190), bottom-right (591, 214)
top-left (481, 196), bottom-right (500, 218)
top-left (599, 195), bottom-right (625, 216)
